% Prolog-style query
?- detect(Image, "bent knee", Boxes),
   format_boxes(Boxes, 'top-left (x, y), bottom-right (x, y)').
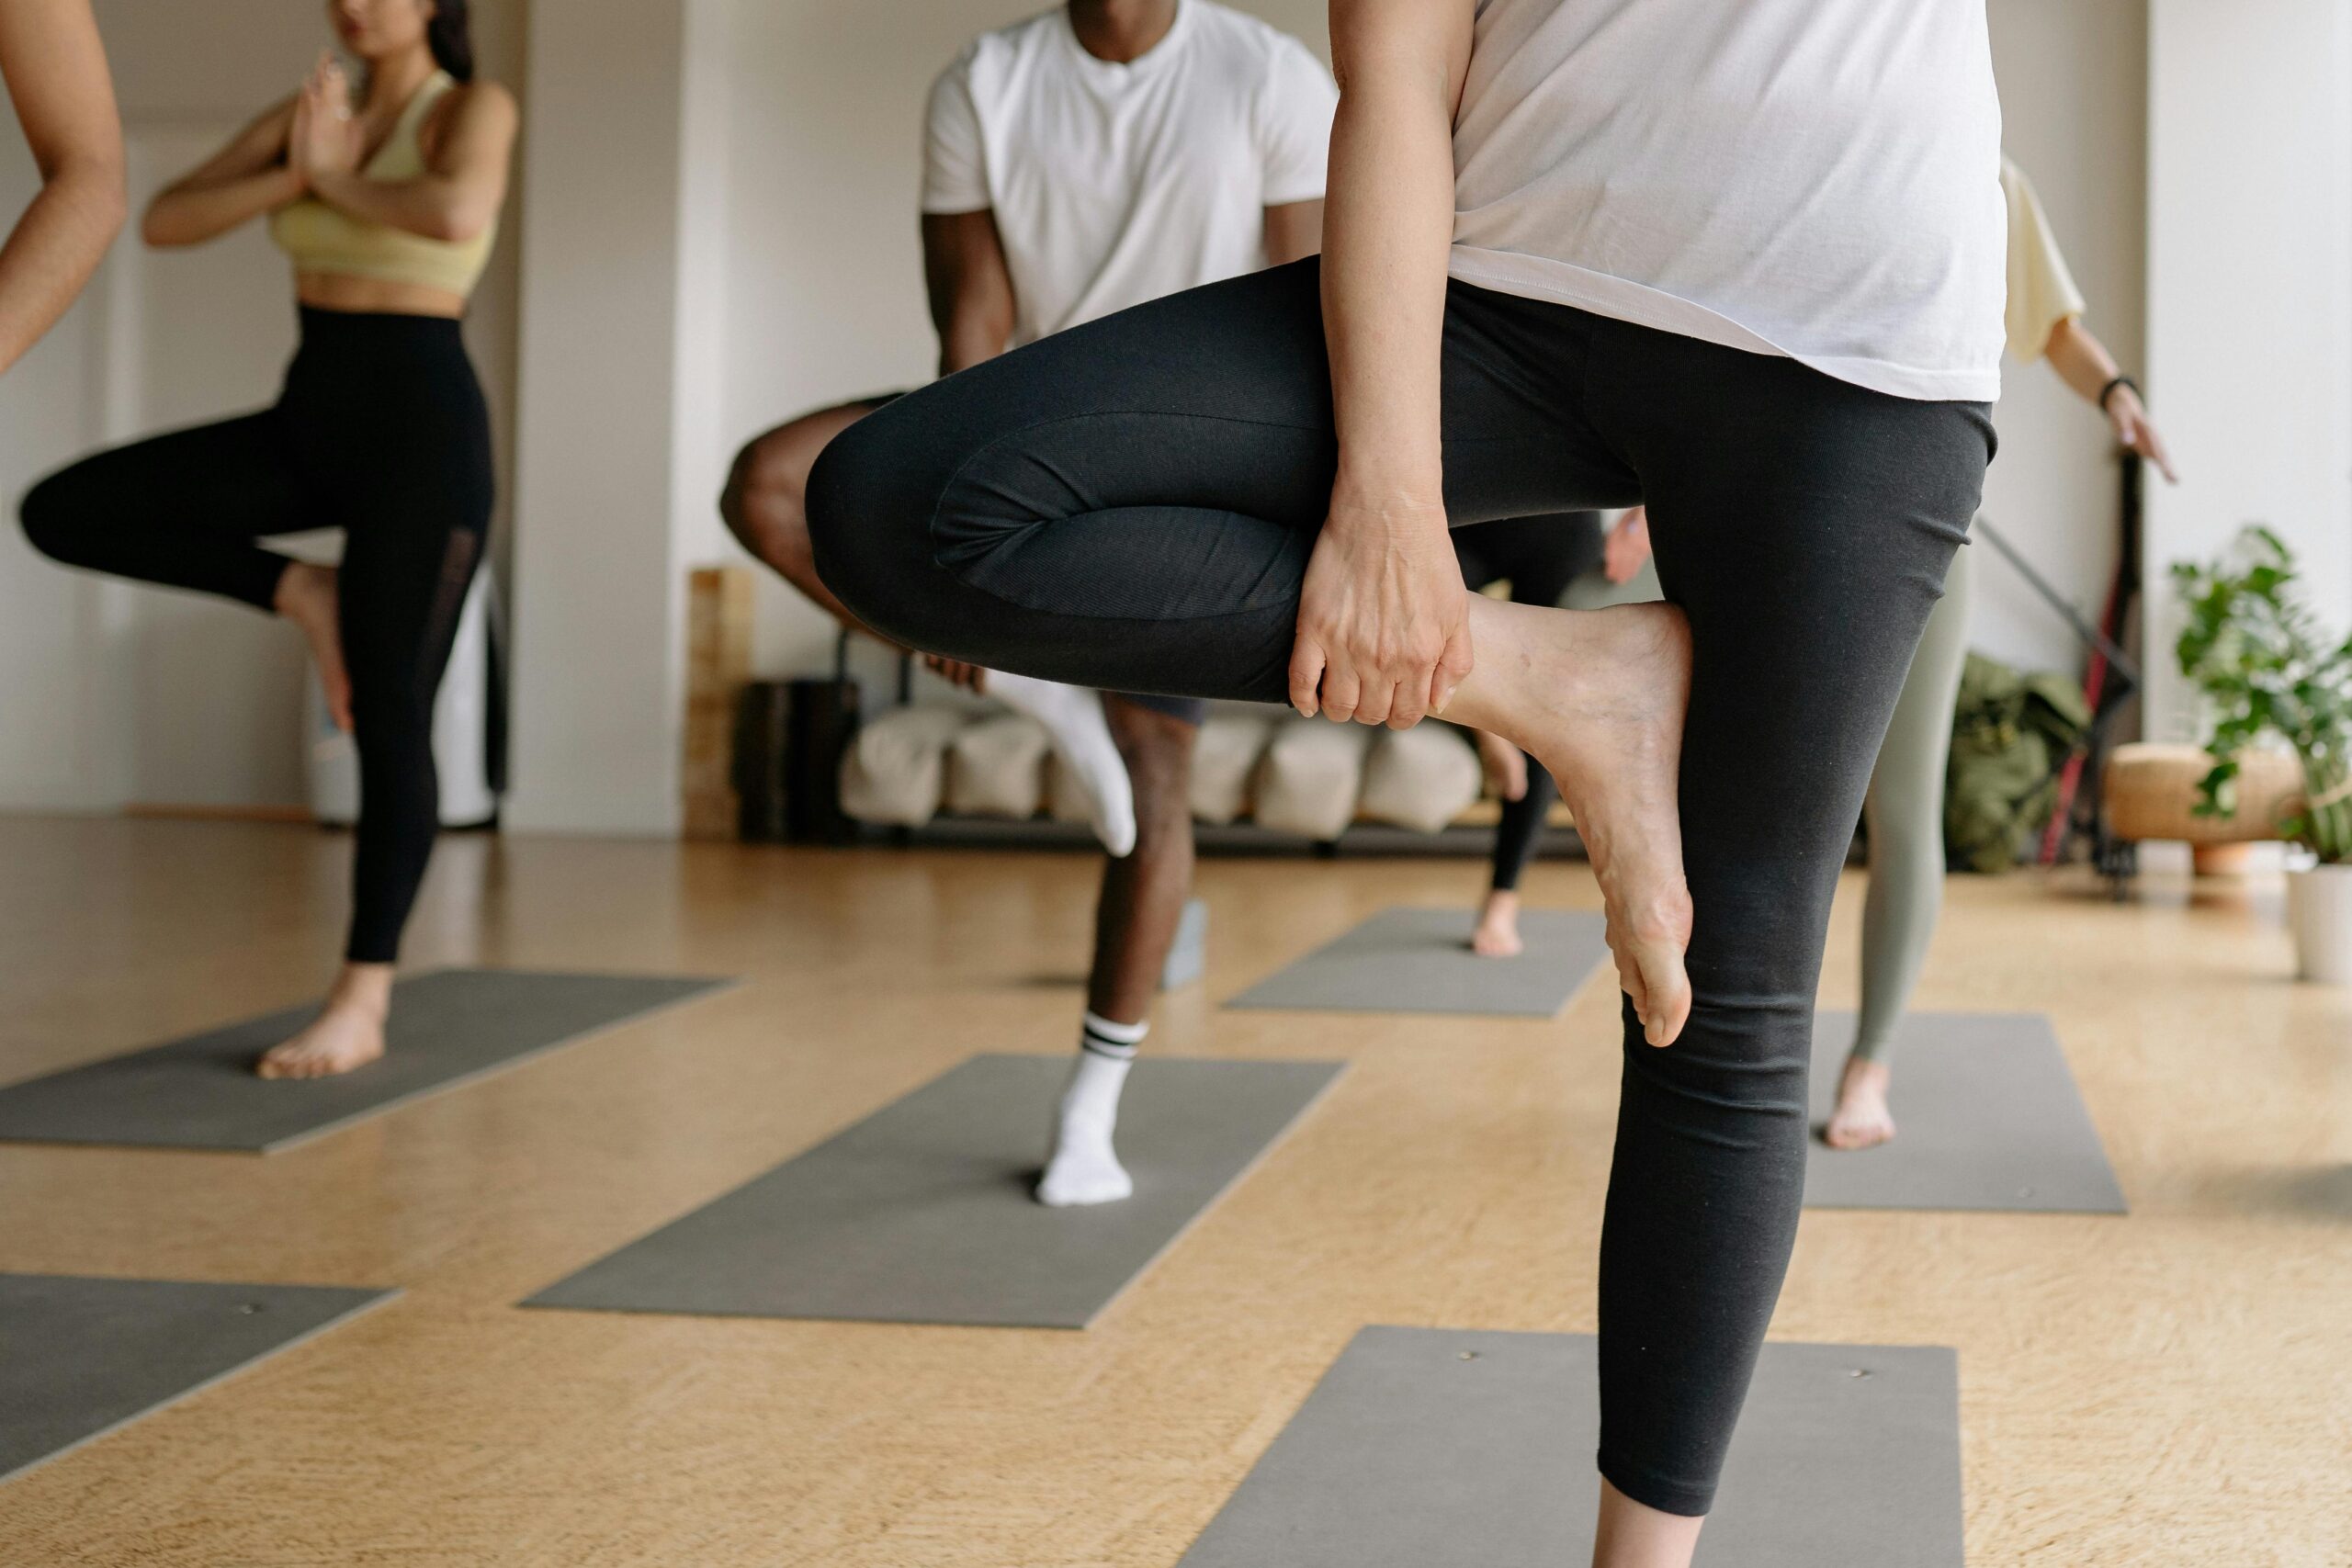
top-left (803, 413), bottom-right (916, 622)
top-left (17, 470), bottom-right (87, 565)
top-left (720, 432), bottom-right (817, 576)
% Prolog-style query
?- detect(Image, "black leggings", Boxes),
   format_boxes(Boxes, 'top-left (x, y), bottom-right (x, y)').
top-left (20, 307), bottom-right (492, 964)
top-left (808, 259), bottom-right (1988, 1515)
top-left (1453, 513), bottom-right (1605, 893)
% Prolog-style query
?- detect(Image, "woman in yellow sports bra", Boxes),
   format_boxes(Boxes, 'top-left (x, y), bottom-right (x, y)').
top-left (18, 0), bottom-right (517, 1078)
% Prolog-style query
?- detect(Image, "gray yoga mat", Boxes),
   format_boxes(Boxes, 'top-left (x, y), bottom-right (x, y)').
top-left (1804, 1010), bottom-right (2125, 1213)
top-left (0, 1273), bottom-right (396, 1484)
top-left (0, 969), bottom-right (732, 1154)
top-left (526, 1054), bottom-right (1344, 1328)
top-left (1225, 907), bottom-right (1610, 1018)
top-left (1178, 1327), bottom-right (1962, 1568)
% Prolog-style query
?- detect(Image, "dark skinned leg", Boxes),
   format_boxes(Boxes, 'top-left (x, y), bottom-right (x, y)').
top-left (1086, 698), bottom-right (1200, 1022)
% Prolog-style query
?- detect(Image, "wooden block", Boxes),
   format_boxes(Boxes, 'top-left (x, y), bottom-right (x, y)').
top-left (683, 566), bottom-right (758, 840)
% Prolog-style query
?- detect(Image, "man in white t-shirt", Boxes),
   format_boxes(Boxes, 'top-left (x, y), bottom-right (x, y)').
top-left (719, 0), bottom-right (1335, 1206)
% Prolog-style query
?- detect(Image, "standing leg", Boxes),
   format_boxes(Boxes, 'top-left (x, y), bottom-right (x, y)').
top-left (1038, 695), bottom-right (1201, 1207)
top-left (1474, 760), bottom-right (1559, 957)
top-left (1826, 544), bottom-right (1977, 1150)
top-left (723, 396), bottom-right (1137, 854)
top-left (1582, 321), bottom-right (1989, 1528)
top-left (258, 512), bottom-right (485, 1079)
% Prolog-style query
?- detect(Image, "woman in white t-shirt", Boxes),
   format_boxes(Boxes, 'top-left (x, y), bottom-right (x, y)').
top-left (809, 2), bottom-right (2003, 1558)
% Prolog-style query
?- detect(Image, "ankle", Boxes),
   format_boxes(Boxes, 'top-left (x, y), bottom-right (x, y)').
top-left (328, 963), bottom-right (395, 1020)
top-left (272, 560), bottom-right (327, 618)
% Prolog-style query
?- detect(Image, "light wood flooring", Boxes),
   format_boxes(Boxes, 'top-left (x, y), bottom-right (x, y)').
top-left (0, 817), bottom-right (2346, 1565)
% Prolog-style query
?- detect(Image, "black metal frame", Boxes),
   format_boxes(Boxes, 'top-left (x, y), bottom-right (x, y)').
top-left (1971, 452), bottom-right (2144, 886)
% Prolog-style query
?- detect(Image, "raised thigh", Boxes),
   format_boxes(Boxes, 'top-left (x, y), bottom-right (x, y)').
top-left (808, 262), bottom-right (1632, 703)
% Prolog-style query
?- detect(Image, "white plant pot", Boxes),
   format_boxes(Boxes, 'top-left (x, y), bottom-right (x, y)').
top-left (2287, 862), bottom-right (2352, 985)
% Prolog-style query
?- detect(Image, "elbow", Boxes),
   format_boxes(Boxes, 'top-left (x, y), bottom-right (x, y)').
top-left (46, 153), bottom-right (128, 244)
top-left (423, 203), bottom-right (494, 244)
top-left (140, 197), bottom-right (192, 249)
top-left (87, 182), bottom-right (129, 252)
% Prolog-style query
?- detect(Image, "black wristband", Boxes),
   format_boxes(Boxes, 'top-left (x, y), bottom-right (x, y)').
top-left (2098, 375), bottom-right (2139, 412)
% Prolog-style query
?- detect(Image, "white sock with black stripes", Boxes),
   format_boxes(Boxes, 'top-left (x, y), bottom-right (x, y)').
top-left (1036, 1011), bottom-right (1145, 1207)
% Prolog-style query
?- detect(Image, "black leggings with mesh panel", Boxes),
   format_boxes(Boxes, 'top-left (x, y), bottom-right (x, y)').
top-left (20, 306), bottom-right (492, 964)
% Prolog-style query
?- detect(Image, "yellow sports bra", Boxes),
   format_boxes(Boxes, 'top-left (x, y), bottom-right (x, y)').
top-left (269, 70), bottom-right (495, 299)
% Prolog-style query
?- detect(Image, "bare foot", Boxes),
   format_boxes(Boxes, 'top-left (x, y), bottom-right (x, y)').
top-left (1450, 597), bottom-right (1695, 1045)
top-left (255, 964), bottom-right (393, 1078)
top-left (1823, 1054), bottom-right (1895, 1150)
top-left (274, 561), bottom-right (352, 732)
top-left (1476, 728), bottom-right (1528, 802)
top-left (1472, 888), bottom-right (1525, 956)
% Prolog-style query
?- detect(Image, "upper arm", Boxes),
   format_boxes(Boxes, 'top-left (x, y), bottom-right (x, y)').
top-left (1329, 0), bottom-right (1476, 112)
top-left (920, 209), bottom-right (1014, 352)
top-left (0, 0), bottom-right (122, 183)
top-left (424, 82), bottom-right (519, 216)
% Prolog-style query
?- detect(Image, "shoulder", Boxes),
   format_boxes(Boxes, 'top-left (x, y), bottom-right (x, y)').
top-left (1190, 1), bottom-right (1318, 68)
top-left (445, 79), bottom-right (519, 128)
top-left (1192, 2), bottom-right (1332, 107)
top-left (422, 78), bottom-right (518, 153)
top-left (964, 8), bottom-right (1062, 72)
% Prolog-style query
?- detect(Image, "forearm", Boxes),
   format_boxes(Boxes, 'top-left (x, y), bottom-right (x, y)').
top-left (1320, 72), bottom-right (1457, 512)
top-left (306, 170), bottom-right (494, 243)
top-left (144, 167), bottom-right (302, 247)
top-left (2043, 315), bottom-right (2121, 409)
top-left (937, 320), bottom-right (1007, 377)
top-left (0, 152), bottom-right (121, 373)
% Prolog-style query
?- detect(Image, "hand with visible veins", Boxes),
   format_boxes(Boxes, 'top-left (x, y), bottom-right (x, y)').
top-left (1290, 491), bottom-right (1473, 729)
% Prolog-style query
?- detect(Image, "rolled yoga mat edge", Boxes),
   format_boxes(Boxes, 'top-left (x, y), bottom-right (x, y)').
top-left (0, 969), bottom-right (738, 1155)
top-left (0, 1274), bottom-right (400, 1485)
top-left (520, 1053), bottom-right (1348, 1329)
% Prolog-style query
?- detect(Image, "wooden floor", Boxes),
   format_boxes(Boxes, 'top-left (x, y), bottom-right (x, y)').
top-left (0, 816), bottom-right (2346, 1565)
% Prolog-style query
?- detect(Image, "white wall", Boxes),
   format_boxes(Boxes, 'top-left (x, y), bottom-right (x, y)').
top-left (2144, 0), bottom-right (2352, 741)
top-left (0, 1), bottom-right (528, 814)
top-left (1979, 0), bottom-right (2149, 677)
top-left (502, 0), bottom-right (732, 834)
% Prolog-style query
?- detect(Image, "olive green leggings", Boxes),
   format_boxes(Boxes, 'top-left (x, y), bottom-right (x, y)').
top-left (1849, 541), bottom-right (1974, 1063)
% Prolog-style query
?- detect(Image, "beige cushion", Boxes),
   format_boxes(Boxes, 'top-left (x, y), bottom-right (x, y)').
top-left (1359, 723), bottom-right (1484, 833)
top-left (1191, 711), bottom-right (1278, 825)
top-left (838, 705), bottom-right (969, 827)
top-left (946, 712), bottom-right (1051, 818)
top-left (1252, 718), bottom-right (1372, 839)
top-left (2103, 741), bottom-right (2304, 844)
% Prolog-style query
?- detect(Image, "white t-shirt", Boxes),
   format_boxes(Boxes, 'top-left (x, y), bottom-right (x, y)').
top-left (1448, 0), bottom-right (2007, 403)
top-left (922, 0), bottom-right (1337, 347)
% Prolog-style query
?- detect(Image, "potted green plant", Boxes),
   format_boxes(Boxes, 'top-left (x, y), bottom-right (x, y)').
top-left (2173, 525), bottom-right (2352, 982)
